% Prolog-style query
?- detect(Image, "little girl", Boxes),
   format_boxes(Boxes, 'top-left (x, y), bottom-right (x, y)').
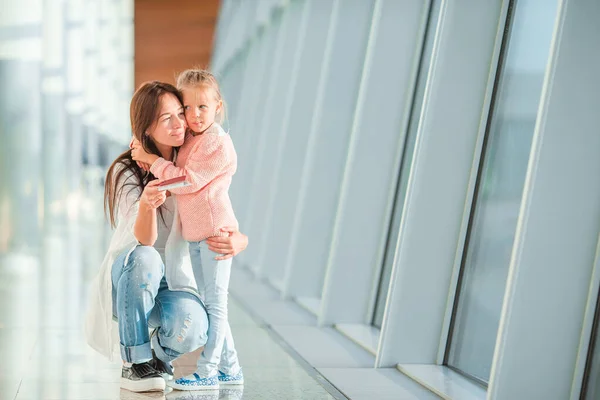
top-left (132, 69), bottom-right (243, 390)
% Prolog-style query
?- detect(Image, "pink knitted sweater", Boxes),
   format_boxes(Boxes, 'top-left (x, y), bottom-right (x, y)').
top-left (150, 123), bottom-right (238, 242)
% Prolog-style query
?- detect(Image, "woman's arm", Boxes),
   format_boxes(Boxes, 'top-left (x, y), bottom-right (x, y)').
top-left (205, 227), bottom-right (248, 260)
top-left (133, 180), bottom-right (165, 246)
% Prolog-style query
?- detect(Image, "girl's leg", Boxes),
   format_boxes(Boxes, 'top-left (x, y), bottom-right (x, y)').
top-left (111, 245), bottom-right (164, 363)
top-left (188, 240), bottom-right (241, 377)
top-left (220, 322), bottom-right (241, 376)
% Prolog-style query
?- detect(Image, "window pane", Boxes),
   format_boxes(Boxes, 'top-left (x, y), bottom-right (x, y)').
top-left (582, 295), bottom-right (600, 399)
top-left (446, 0), bottom-right (559, 382)
top-left (372, 0), bottom-right (441, 328)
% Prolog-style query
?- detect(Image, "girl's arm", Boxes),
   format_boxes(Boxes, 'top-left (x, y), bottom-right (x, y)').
top-left (149, 135), bottom-right (236, 195)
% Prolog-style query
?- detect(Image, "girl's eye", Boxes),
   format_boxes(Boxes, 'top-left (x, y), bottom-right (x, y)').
top-left (184, 106), bottom-right (190, 110)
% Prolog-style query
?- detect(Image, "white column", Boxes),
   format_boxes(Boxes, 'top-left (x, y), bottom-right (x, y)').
top-left (319, 0), bottom-right (430, 325)
top-left (246, 0), bottom-right (335, 291)
top-left (41, 0), bottom-right (67, 231)
top-left (488, 1), bottom-right (600, 398)
top-left (0, 0), bottom-right (44, 254)
top-left (82, 0), bottom-right (100, 167)
top-left (242, 5), bottom-right (290, 272)
top-left (282, 0), bottom-right (377, 299)
top-left (118, 0), bottom-right (134, 148)
top-left (65, 0), bottom-right (85, 197)
top-left (376, 0), bottom-right (505, 366)
top-left (254, 0), bottom-right (311, 280)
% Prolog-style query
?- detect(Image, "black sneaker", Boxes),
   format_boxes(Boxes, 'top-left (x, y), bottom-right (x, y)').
top-left (150, 349), bottom-right (174, 380)
top-left (121, 362), bottom-right (166, 393)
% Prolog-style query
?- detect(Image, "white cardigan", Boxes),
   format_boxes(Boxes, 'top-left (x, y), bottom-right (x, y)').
top-left (84, 166), bottom-right (200, 361)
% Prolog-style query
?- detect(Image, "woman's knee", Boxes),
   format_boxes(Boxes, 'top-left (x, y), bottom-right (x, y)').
top-left (125, 246), bottom-right (164, 278)
top-left (161, 302), bottom-right (209, 353)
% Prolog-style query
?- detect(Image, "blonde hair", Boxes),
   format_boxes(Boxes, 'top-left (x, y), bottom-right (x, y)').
top-left (176, 68), bottom-right (227, 125)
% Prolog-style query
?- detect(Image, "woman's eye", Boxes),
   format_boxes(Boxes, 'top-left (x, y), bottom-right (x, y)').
top-left (184, 106), bottom-right (190, 110)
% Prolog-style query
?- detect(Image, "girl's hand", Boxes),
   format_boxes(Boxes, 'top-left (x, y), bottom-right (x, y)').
top-left (130, 138), bottom-right (151, 171)
top-left (131, 139), bottom-right (160, 166)
top-left (206, 227), bottom-right (248, 260)
top-left (140, 180), bottom-right (166, 210)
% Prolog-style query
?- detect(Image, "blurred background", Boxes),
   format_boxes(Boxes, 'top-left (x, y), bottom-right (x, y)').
top-left (0, 0), bottom-right (220, 260)
top-left (1, 0), bottom-right (600, 399)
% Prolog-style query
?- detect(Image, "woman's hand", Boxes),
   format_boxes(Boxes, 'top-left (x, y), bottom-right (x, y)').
top-left (131, 138), bottom-right (160, 166)
top-left (140, 180), bottom-right (166, 210)
top-left (206, 227), bottom-right (248, 260)
top-left (130, 138), bottom-right (151, 171)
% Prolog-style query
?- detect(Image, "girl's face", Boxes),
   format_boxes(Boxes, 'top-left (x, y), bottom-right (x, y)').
top-left (147, 93), bottom-right (186, 147)
top-left (181, 85), bottom-right (222, 134)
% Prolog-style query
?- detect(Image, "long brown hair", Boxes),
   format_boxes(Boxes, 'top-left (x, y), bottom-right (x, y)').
top-left (104, 81), bottom-right (184, 227)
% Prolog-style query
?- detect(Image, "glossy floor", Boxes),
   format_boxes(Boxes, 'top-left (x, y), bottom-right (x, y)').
top-left (0, 219), bottom-right (339, 400)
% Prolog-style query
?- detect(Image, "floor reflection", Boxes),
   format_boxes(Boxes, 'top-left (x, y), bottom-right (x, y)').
top-left (1, 185), bottom-right (338, 400)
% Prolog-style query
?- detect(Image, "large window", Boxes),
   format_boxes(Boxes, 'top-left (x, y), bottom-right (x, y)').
top-left (372, 0), bottom-right (441, 328)
top-left (445, 0), bottom-right (559, 383)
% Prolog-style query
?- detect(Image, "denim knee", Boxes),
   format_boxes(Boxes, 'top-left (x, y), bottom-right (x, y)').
top-left (161, 308), bottom-right (209, 354)
top-left (124, 246), bottom-right (164, 280)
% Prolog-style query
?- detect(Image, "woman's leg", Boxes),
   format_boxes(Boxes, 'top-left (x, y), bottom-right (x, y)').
top-left (188, 240), bottom-right (241, 377)
top-left (149, 278), bottom-right (209, 363)
top-left (111, 245), bottom-right (164, 363)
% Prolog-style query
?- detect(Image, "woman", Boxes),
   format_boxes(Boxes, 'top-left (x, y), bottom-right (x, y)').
top-left (84, 81), bottom-right (248, 393)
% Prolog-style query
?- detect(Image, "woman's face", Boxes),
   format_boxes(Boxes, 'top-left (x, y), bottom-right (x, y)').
top-left (147, 93), bottom-right (186, 147)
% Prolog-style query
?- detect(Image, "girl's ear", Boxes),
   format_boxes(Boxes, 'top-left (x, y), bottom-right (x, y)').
top-left (216, 99), bottom-right (223, 115)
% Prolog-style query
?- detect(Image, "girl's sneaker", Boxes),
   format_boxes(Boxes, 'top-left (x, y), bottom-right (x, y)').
top-left (168, 373), bottom-right (219, 391)
top-left (218, 369), bottom-right (244, 385)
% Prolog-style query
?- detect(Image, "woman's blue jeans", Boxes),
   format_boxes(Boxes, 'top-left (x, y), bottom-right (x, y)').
top-left (111, 245), bottom-right (209, 364)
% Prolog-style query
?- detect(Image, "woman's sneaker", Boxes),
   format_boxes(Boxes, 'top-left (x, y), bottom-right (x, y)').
top-left (218, 369), bottom-right (244, 385)
top-left (121, 362), bottom-right (165, 392)
top-left (168, 373), bottom-right (219, 391)
top-left (150, 349), bottom-right (174, 380)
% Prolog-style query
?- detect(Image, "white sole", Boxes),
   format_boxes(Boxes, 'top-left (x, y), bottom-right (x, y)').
top-left (121, 377), bottom-right (166, 393)
top-left (219, 380), bottom-right (244, 386)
